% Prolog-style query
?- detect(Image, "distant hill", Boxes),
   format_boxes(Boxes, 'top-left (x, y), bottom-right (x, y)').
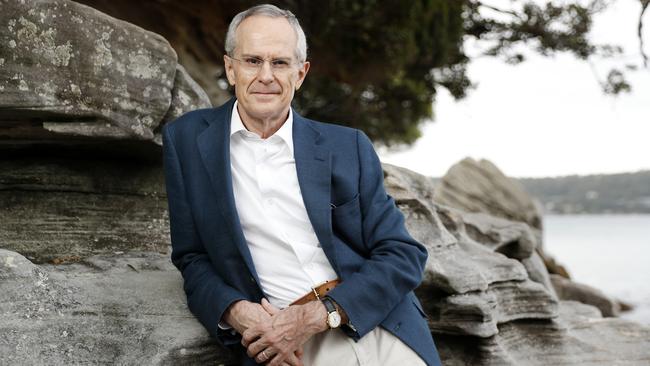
top-left (515, 171), bottom-right (650, 214)
top-left (429, 170), bottom-right (650, 214)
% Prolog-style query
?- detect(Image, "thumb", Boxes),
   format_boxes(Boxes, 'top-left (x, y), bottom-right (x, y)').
top-left (261, 298), bottom-right (280, 315)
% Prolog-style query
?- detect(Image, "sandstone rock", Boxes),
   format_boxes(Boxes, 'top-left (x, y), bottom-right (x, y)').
top-left (383, 163), bottom-right (437, 203)
top-left (0, 249), bottom-right (237, 365)
top-left (521, 251), bottom-right (558, 298)
top-left (431, 158), bottom-right (576, 301)
top-left (386, 165), bottom-right (650, 364)
top-left (460, 211), bottom-right (537, 260)
top-left (543, 253), bottom-right (572, 278)
top-left (0, 0), bottom-right (210, 147)
top-left (384, 165), bottom-right (560, 338)
top-left (550, 274), bottom-right (621, 317)
top-left (434, 157), bottom-right (543, 230)
top-left (159, 64), bottom-right (212, 138)
top-left (0, 157), bottom-right (169, 263)
top-left (436, 301), bottom-right (650, 365)
top-left (426, 279), bottom-right (558, 337)
top-left (75, 0), bottom-right (233, 106)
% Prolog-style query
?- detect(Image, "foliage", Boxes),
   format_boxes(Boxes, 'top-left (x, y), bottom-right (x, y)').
top-left (464, 0), bottom-right (635, 96)
top-left (290, 0), bottom-right (466, 145)
top-left (214, 0), bottom-right (641, 145)
top-left (214, 0), bottom-right (465, 145)
top-left (80, 0), bottom-right (647, 145)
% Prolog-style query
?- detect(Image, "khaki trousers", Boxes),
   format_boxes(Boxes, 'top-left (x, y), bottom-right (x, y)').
top-left (301, 326), bottom-right (426, 366)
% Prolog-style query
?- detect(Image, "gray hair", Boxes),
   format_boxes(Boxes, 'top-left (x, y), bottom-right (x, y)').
top-left (225, 4), bottom-right (308, 62)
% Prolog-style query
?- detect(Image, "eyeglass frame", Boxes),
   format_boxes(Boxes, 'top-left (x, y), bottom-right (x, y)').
top-left (225, 54), bottom-right (304, 74)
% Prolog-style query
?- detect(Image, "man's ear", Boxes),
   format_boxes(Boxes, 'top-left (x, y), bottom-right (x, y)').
top-left (295, 61), bottom-right (310, 90)
top-left (224, 55), bottom-right (236, 86)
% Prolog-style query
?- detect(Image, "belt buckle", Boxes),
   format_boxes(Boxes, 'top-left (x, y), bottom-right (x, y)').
top-left (311, 280), bottom-right (329, 300)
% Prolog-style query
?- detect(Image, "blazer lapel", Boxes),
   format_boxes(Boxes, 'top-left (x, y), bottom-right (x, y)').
top-left (196, 100), bottom-right (261, 285)
top-left (293, 113), bottom-right (341, 276)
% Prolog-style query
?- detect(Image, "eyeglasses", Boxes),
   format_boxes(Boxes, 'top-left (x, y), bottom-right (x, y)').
top-left (227, 55), bottom-right (300, 75)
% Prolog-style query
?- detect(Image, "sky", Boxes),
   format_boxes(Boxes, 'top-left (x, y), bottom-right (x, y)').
top-left (379, 0), bottom-right (650, 178)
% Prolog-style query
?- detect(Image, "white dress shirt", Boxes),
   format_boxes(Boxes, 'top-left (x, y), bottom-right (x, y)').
top-left (229, 101), bottom-right (338, 309)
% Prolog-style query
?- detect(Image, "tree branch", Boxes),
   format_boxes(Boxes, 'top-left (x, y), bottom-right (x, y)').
top-left (640, 0), bottom-right (649, 67)
top-left (475, 1), bottom-right (523, 20)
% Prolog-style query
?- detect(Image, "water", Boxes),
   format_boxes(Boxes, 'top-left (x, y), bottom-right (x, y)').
top-left (543, 214), bottom-right (650, 325)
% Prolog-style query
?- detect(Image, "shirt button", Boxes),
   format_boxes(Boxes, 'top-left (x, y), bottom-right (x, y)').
top-left (266, 198), bottom-right (274, 206)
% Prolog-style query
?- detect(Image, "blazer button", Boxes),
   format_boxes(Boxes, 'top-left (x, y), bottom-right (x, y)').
top-left (250, 276), bottom-right (255, 283)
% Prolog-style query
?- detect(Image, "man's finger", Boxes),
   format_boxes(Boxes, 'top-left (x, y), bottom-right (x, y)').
top-left (254, 346), bottom-right (275, 364)
top-left (268, 349), bottom-right (302, 366)
top-left (261, 298), bottom-right (280, 315)
top-left (247, 337), bottom-right (269, 359)
top-left (267, 351), bottom-right (286, 366)
top-left (284, 351), bottom-right (304, 366)
top-left (241, 327), bottom-right (262, 348)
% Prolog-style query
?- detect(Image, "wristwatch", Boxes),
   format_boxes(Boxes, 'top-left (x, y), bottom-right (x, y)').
top-left (321, 297), bottom-right (341, 329)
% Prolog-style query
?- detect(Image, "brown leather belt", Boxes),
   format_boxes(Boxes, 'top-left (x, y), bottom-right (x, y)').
top-left (290, 279), bottom-right (341, 306)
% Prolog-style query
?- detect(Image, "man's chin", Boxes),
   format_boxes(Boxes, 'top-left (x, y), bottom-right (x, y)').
top-left (251, 93), bottom-right (281, 102)
top-left (248, 106), bottom-right (289, 121)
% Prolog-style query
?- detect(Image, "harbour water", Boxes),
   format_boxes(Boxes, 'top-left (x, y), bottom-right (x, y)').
top-left (543, 214), bottom-right (650, 325)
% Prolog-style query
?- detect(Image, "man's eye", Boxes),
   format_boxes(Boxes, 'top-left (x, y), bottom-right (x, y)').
top-left (272, 60), bottom-right (290, 68)
top-left (245, 58), bottom-right (263, 66)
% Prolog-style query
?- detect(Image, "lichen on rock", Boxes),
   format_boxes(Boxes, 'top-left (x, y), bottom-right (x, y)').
top-left (0, 0), bottom-right (208, 146)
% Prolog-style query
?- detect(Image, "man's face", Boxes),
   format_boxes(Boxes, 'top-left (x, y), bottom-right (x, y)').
top-left (224, 16), bottom-right (310, 124)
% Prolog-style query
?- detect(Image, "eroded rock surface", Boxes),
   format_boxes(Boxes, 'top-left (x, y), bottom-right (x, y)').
top-left (433, 157), bottom-right (543, 230)
top-left (384, 164), bottom-right (560, 339)
top-left (0, 157), bottom-right (169, 264)
top-left (551, 274), bottom-right (621, 317)
top-left (383, 164), bottom-right (650, 365)
top-left (436, 301), bottom-right (650, 366)
top-left (0, 249), bottom-right (236, 365)
top-left (0, 0), bottom-right (210, 147)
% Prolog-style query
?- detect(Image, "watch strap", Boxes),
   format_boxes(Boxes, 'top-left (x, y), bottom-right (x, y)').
top-left (322, 297), bottom-right (337, 314)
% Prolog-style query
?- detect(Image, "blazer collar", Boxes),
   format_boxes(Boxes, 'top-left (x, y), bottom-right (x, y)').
top-left (196, 98), bottom-right (262, 285)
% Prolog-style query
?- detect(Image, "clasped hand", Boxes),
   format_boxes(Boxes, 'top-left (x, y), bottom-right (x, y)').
top-left (226, 298), bottom-right (328, 366)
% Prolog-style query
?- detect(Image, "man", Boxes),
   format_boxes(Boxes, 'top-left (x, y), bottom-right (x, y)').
top-left (163, 4), bottom-right (441, 366)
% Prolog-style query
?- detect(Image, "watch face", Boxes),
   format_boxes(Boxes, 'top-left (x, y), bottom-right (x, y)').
top-left (327, 311), bottom-right (341, 328)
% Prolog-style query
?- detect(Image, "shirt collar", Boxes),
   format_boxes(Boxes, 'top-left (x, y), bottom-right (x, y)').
top-left (230, 100), bottom-right (294, 155)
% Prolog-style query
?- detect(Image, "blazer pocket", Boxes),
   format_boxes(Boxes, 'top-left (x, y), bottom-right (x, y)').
top-left (331, 194), bottom-right (360, 217)
top-left (331, 194), bottom-right (363, 250)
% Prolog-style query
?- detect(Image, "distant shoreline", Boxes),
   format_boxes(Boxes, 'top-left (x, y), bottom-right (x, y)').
top-left (432, 170), bottom-right (650, 215)
top-left (517, 170), bottom-right (650, 214)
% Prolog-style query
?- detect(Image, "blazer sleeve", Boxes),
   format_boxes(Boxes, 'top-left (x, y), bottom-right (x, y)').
top-left (326, 130), bottom-right (428, 339)
top-left (162, 124), bottom-right (246, 346)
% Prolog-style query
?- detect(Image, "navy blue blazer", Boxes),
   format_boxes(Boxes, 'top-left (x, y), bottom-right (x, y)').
top-left (162, 99), bottom-right (441, 366)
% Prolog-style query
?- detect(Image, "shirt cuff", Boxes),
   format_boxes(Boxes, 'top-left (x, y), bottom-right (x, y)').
top-left (218, 320), bottom-right (234, 331)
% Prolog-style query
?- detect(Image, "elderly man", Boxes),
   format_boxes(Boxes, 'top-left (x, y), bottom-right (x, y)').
top-left (163, 4), bottom-right (441, 366)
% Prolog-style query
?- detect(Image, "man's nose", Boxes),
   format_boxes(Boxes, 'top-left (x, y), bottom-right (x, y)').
top-left (257, 61), bottom-right (274, 83)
